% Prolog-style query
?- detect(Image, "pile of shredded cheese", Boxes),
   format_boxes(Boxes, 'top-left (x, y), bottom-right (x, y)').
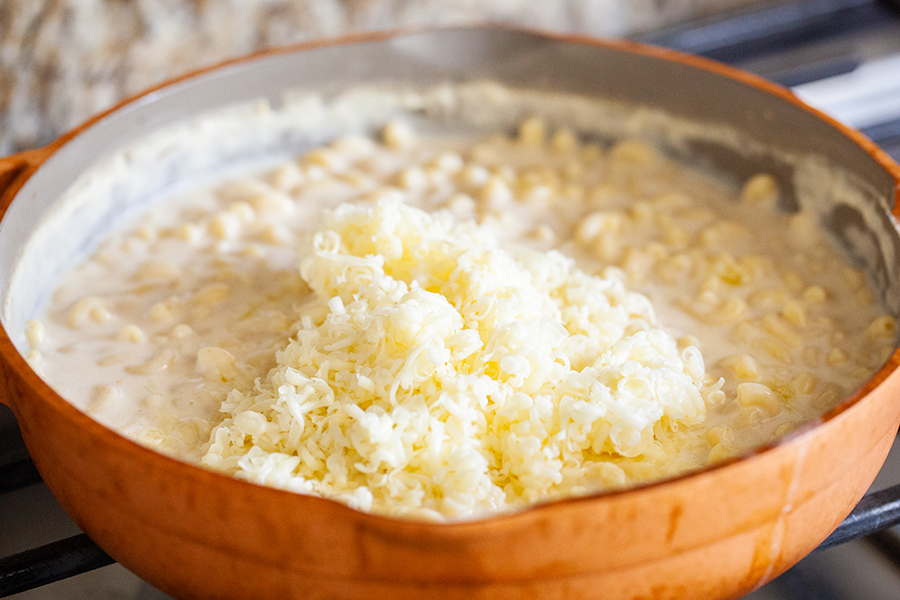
top-left (202, 198), bottom-right (710, 520)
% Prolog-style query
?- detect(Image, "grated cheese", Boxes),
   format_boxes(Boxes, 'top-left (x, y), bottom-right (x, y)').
top-left (201, 198), bottom-right (710, 520)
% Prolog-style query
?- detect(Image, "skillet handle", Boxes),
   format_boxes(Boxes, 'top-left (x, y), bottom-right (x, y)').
top-left (0, 153), bottom-right (30, 197)
top-left (0, 148), bottom-right (48, 201)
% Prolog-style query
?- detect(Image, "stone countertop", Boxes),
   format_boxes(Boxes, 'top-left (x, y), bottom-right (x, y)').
top-left (0, 0), bottom-right (766, 154)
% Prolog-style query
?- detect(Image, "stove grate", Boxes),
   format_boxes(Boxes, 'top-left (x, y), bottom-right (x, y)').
top-left (0, 535), bottom-right (113, 598)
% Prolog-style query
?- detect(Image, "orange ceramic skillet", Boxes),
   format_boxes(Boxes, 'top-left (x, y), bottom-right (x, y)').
top-left (1, 27), bottom-right (900, 600)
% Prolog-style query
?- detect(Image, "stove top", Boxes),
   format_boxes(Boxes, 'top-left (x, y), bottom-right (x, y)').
top-left (3, 1), bottom-right (900, 597)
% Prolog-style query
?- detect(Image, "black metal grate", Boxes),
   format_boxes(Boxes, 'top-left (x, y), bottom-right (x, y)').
top-left (0, 534), bottom-right (113, 598)
top-left (639, 0), bottom-right (895, 84)
top-left (818, 482), bottom-right (900, 551)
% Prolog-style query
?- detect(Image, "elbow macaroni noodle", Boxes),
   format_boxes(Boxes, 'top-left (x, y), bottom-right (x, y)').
top-left (28, 115), bottom-right (896, 520)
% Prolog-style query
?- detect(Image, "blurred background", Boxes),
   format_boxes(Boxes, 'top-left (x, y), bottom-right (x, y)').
top-left (3, 0), bottom-right (900, 599)
top-left (2, 0), bottom-right (899, 157)
top-left (0, 0), bottom-right (764, 155)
